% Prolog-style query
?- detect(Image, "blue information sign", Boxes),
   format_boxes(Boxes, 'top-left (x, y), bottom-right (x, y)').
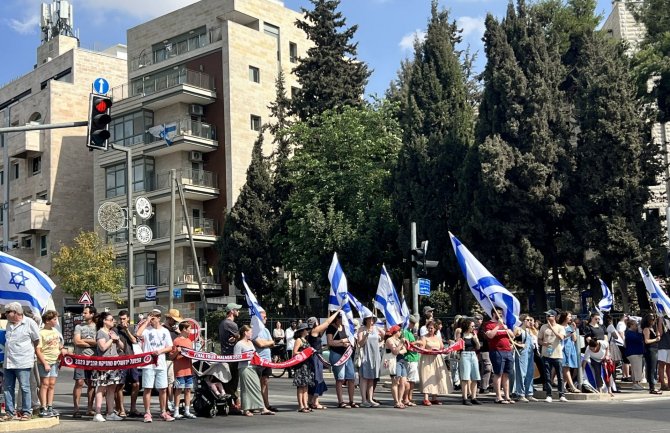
top-left (145, 286), bottom-right (156, 301)
top-left (92, 77), bottom-right (110, 94)
top-left (174, 288), bottom-right (182, 299)
top-left (418, 278), bottom-right (431, 296)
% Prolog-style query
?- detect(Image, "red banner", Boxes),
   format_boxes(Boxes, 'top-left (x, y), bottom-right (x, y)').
top-left (408, 339), bottom-right (465, 355)
top-left (179, 348), bottom-right (254, 363)
top-left (251, 347), bottom-right (315, 369)
top-left (319, 345), bottom-right (353, 367)
top-left (60, 352), bottom-right (157, 370)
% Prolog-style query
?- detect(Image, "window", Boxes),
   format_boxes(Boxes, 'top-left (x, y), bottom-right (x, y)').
top-left (36, 190), bottom-right (48, 201)
top-left (105, 162), bottom-right (126, 198)
top-left (291, 86), bottom-right (299, 99)
top-left (40, 235), bottom-right (47, 256)
top-left (12, 162), bottom-right (19, 180)
top-left (250, 115), bottom-right (261, 131)
top-left (152, 26), bottom-right (207, 65)
top-left (21, 236), bottom-right (32, 249)
top-left (263, 23), bottom-right (281, 63)
top-left (289, 42), bottom-right (298, 63)
top-left (106, 230), bottom-right (127, 245)
top-left (249, 66), bottom-right (260, 83)
top-left (109, 110), bottom-right (153, 146)
top-left (31, 156), bottom-right (41, 175)
top-left (0, 170), bottom-right (3, 185)
top-left (133, 158), bottom-right (155, 192)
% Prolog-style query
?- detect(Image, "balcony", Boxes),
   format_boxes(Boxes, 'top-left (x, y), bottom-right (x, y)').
top-left (147, 168), bottom-right (219, 204)
top-left (110, 68), bottom-right (216, 112)
top-left (14, 200), bottom-right (50, 234)
top-left (143, 118), bottom-right (218, 155)
top-left (147, 217), bottom-right (217, 251)
top-left (158, 265), bottom-right (220, 287)
top-left (8, 130), bottom-right (42, 159)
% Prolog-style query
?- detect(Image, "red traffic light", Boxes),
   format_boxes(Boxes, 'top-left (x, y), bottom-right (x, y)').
top-left (95, 99), bottom-right (109, 112)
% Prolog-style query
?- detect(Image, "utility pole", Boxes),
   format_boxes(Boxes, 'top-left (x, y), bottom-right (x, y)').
top-left (411, 222), bottom-right (418, 315)
top-left (169, 169), bottom-right (176, 311)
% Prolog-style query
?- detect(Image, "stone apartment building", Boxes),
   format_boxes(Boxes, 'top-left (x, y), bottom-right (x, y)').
top-left (0, 29), bottom-right (127, 312)
top-left (93, 0), bottom-right (310, 317)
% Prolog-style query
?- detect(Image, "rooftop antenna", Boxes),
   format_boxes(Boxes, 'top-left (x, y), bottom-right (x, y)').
top-left (40, 0), bottom-right (78, 43)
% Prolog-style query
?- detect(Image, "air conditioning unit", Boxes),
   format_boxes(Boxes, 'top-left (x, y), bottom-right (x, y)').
top-left (189, 151), bottom-right (203, 162)
top-left (189, 104), bottom-right (204, 116)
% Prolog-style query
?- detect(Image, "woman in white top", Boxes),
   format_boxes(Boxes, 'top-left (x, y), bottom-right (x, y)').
top-left (273, 322), bottom-right (285, 345)
top-left (582, 339), bottom-right (611, 395)
top-left (234, 325), bottom-right (275, 416)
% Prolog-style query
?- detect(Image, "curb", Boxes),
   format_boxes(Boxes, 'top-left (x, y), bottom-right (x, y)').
top-left (0, 417), bottom-right (59, 432)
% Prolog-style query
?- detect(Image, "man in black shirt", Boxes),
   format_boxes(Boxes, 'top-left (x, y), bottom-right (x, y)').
top-left (218, 303), bottom-right (242, 410)
top-left (326, 313), bottom-right (356, 407)
top-left (583, 312), bottom-right (605, 345)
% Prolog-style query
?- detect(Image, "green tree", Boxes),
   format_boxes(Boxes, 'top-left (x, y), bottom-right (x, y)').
top-left (216, 133), bottom-right (277, 300)
top-left (291, 0), bottom-right (371, 122)
top-left (390, 1), bottom-right (475, 308)
top-left (51, 231), bottom-right (125, 302)
top-left (281, 103), bottom-right (402, 298)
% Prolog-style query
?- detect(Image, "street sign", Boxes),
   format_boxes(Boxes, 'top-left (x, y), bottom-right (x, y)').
top-left (145, 286), bottom-right (156, 301)
top-left (174, 288), bottom-right (182, 299)
top-left (78, 291), bottom-right (93, 305)
top-left (92, 77), bottom-right (110, 94)
top-left (418, 278), bottom-right (431, 296)
top-left (183, 318), bottom-right (201, 342)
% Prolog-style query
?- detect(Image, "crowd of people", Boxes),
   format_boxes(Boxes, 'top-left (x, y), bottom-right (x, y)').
top-left (2, 300), bottom-right (668, 423)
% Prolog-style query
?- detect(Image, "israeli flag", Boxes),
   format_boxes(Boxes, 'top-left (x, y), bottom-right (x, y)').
top-left (327, 253), bottom-right (356, 344)
top-left (639, 267), bottom-right (670, 317)
top-left (241, 273), bottom-right (265, 340)
top-left (348, 293), bottom-right (373, 318)
top-left (400, 297), bottom-right (410, 328)
top-left (598, 279), bottom-right (613, 312)
top-left (449, 232), bottom-right (520, 328)
top-left (374, 265), bottom-right (404, 326)
top-left (0, 251), bottom-right (55, 316)
top-left (147, 122), bottom-right (177, 146)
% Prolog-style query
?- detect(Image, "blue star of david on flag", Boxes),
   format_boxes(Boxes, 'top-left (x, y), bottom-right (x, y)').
top-left (0, 252), bottom-right (56, 315)
top-left (374, 264), bottom-right (405, 327)
top-left (241, 273), bottom-right (266, 340)
top-left (9, 271), bottom-right (29, 290)
top-left (327, 253), bottom-right (356, 344)
top-left (639, 267), bottom-right (670, 318)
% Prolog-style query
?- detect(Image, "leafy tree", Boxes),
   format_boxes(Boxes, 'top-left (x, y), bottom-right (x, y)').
top-left (391, 1), bottom-right (475, 308)
top-left (216, 133), bottom-right (277, 300)
top-left (280, 103), bottom-right (402, 298)
top-left (51, 231), bottom-right (125, 302)
top-left (291, 0), bottom-right (370, 122)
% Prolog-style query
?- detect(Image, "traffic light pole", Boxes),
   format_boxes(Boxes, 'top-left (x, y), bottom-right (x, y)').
top-left (411, 221), bottom-right (418, 315)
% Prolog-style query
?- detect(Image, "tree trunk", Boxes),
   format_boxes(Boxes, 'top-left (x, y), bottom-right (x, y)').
top-left (635, 280), bottom-right (651, 311)
top-left (533, 281), bottom-right (547, 314)
top-left (617, 277), bottom-right (630, 313)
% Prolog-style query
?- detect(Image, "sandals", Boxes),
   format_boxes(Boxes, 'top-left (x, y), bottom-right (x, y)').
top-left (244, 411), bottom-right (254, 417)
top-left (495, 399), bottom-right (510, 404)
top-left (338, 402), bottom-right (351, 409)
top-left (650, 389), bottom-right (663, 395)
top-left (430, 400), bottom-right (442, 405)
top-left (393, 403), bottom-right (406, 409)
top-left (348, 402), bottom-right (360, 408)
top-left (261, 410), bottom-right (275, 415)
top-left (422, 399), bottom-right (432, 406)
top-left (310, 404), bottom-right (327, 410)
top-left (297, 408), bottom-right (311, 413)
top-left (403, 400), bottom-right (416, 407)
top-left (16, 414), bottom-right (31, 421)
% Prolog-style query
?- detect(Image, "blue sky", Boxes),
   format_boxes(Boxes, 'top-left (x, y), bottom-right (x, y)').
top-left (1, 0), bottom-right (614, 97)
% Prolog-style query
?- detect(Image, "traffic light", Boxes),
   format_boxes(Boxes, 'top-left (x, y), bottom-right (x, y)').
top-left (87, 94), bottom-right (112, 150)
top-left (411, 240), bottom-right (439, 276)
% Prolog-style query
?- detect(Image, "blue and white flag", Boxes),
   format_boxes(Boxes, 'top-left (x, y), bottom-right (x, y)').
top-left (374, 265), bottom-right (404, 327)
top-left (639, 267), bottom-right (670, 318)
top-left (449, 232), bottom-right (521, 328)
top-left (0, 251), bottom-right (55, 316)
top-left (598, 279), bottom-right (613, 312)
top-left (147, 123), bottom-right (177, 146)
top-left (327, 253), bottom-right (356, 344)
top-left (400, 297), bottom-right (410, 329)
top-left (348, 293), bottom-right (373, 319)
top-left (241, 273), bottom-right (265, 340)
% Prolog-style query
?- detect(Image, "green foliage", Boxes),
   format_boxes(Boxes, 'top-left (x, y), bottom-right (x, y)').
top-left (280, 103), bottom-right (402, 297)
top-left (292, 0), bottom-right (371, 122)
top-left (51, 231), bottom-right (125, 302)
top-left (216, 133), bottom-right (278, 300)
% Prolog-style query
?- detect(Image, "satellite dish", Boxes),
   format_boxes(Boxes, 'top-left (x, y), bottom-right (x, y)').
top-left (98, 201), bottom-right (126, 232)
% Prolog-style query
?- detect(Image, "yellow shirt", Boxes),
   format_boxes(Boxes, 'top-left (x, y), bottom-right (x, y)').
top-left (39, 328), bottom-right (62, 365)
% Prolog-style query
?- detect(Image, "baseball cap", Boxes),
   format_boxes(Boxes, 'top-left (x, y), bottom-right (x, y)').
top-left (423, 306), bottom-right (435, 314)
top-left (409, 313), bottom-right (420, 323)
top-left (226, 303), bottom-right (243, 312)
top-left (149, 308), bottom-right (162, 317)
top-left (545, 309), bottom-right (558, 317)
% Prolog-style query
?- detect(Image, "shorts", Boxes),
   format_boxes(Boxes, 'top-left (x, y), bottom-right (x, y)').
top-left (38, 363), bottom-right (59, 378)
top-left (167, 361), bottom-right (175, 385)
top-left (658, 349), bottom-right (670, 363)
top-left (126, 367), bottom-right (141, 384)
top-left (329, 351), bottom-right (355, 381)
top-left (142, 368), bottom-right (168, 389)
top-left (407, 361), bottom-right (419, 383)
top-left (257, 366), bottom-right (272, 378)
top-left (92, 369), bottom-right (124, 387)
top-left (459, 351), bottom-right (481, 381)
top-left (73, 368), bottom-right (92, 381)
top-left (490, 350), bottom-right (514, 376)
top-left (395, 358), bottom-right (409, 378)
top-left (175, 375), bottom-right (194, 389)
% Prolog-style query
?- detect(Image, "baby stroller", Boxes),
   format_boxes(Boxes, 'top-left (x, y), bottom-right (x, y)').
top-left (191, 360), bottom-right (234, 418)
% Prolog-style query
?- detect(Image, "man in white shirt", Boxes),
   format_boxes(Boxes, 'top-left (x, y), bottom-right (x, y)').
top-left (538, 310), bottom-right (567, 402)
top-left (285, 321), bottom-right (297, 378)
top-left (136, 309), bottom-right (174, 423)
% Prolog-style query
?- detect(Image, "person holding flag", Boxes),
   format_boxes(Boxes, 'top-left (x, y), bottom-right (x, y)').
top-left (326, 312), bottom-right (358, 408)
top-left (306, 311), bottom-right (341, 410)
top-left (483, 307), bottom-right (516, 404)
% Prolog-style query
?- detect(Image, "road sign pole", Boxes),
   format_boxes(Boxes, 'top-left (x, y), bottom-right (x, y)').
top-left (411, 222), bottom-right (418, 315)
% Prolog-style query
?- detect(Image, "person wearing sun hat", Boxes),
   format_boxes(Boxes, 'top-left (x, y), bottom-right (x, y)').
top-left (357, 310), bottom-right (384, 407)
top-left (384, 325), bottom-right (407, 408)
top-left (164, 308), bottom-right (184, 413)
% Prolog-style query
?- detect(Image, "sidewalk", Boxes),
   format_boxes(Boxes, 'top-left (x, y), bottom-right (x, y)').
top-left (0, 417), bottom-right (59, 432)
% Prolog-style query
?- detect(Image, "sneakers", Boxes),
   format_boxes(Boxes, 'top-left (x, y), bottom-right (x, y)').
top-left (527, 396), bottom-right (538, 402)
top-left (48, 407), bottom-right (60, 417)
top-left (173, 413), bottom-right (184, 420)
top-left (160, 411), bottom-right (175, 422)
top-left (518, 396), bottom-right (529, 402)
top-left (143, 413), bottom-right (153, 423)
top-left (360, 401), bottom-right (373, 408)
top-left (92, 414), bottom-right (106, 422)
top-left (470, 399), bottom-right (482, 405)
top-left (167, 401), bottom-right (175, 413)
top-left (462, 399), bottom-right (473, 406)
top-left (39, 408), bottom-right (52, 418)
top-left (545, 396), bottom-right (553, 403)
top-left (183, 412), bottom-right (197, 419)
top-left (632, 383), bottom-right (645, 390)
top-left (559, 396), bottom-right (568, 402)
top-left (106, 413), bottom-right (124, 421)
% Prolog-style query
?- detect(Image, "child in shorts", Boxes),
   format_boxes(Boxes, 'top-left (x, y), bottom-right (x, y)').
top-left (171, 321), bottom-right (197, 419)
top-left (36, 311), bottom-right (65, 418)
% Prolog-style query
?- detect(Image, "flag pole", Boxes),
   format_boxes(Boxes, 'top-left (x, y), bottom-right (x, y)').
top-left (482, 292), bottom-right (521, 357)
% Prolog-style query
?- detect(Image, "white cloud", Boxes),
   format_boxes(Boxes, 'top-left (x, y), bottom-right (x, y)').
top-left (399, 29), bottom-right (426, 51)
top-left (457, 16), bottom-right (486, 39)
top-left (7, 15), bottom-right (39, 34)
top-left (77, 0), bottom-right (200, 19)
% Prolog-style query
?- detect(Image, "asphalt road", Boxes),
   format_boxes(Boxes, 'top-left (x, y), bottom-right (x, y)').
top-left (46, 369), bottom-right (669, 433)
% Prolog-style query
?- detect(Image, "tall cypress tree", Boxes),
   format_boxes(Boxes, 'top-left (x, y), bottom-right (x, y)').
top-left (391, 0), bottom-right (474, 302)
top-left (292, 0), bottom-right (371, 122)
top-left (216, 133), bottom-right (276, 299)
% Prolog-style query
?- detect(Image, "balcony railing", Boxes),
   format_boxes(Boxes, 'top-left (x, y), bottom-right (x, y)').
top-left (157, 265), bottom-right (220, 286)
top-left (111, 68), bottom-right (214, 102)
top-left (152, 168), bottom-right (218, 191)
top-left (129, 27), bottom-right (223, 73)
top-left (152, 217), bottom-right (216, 239)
